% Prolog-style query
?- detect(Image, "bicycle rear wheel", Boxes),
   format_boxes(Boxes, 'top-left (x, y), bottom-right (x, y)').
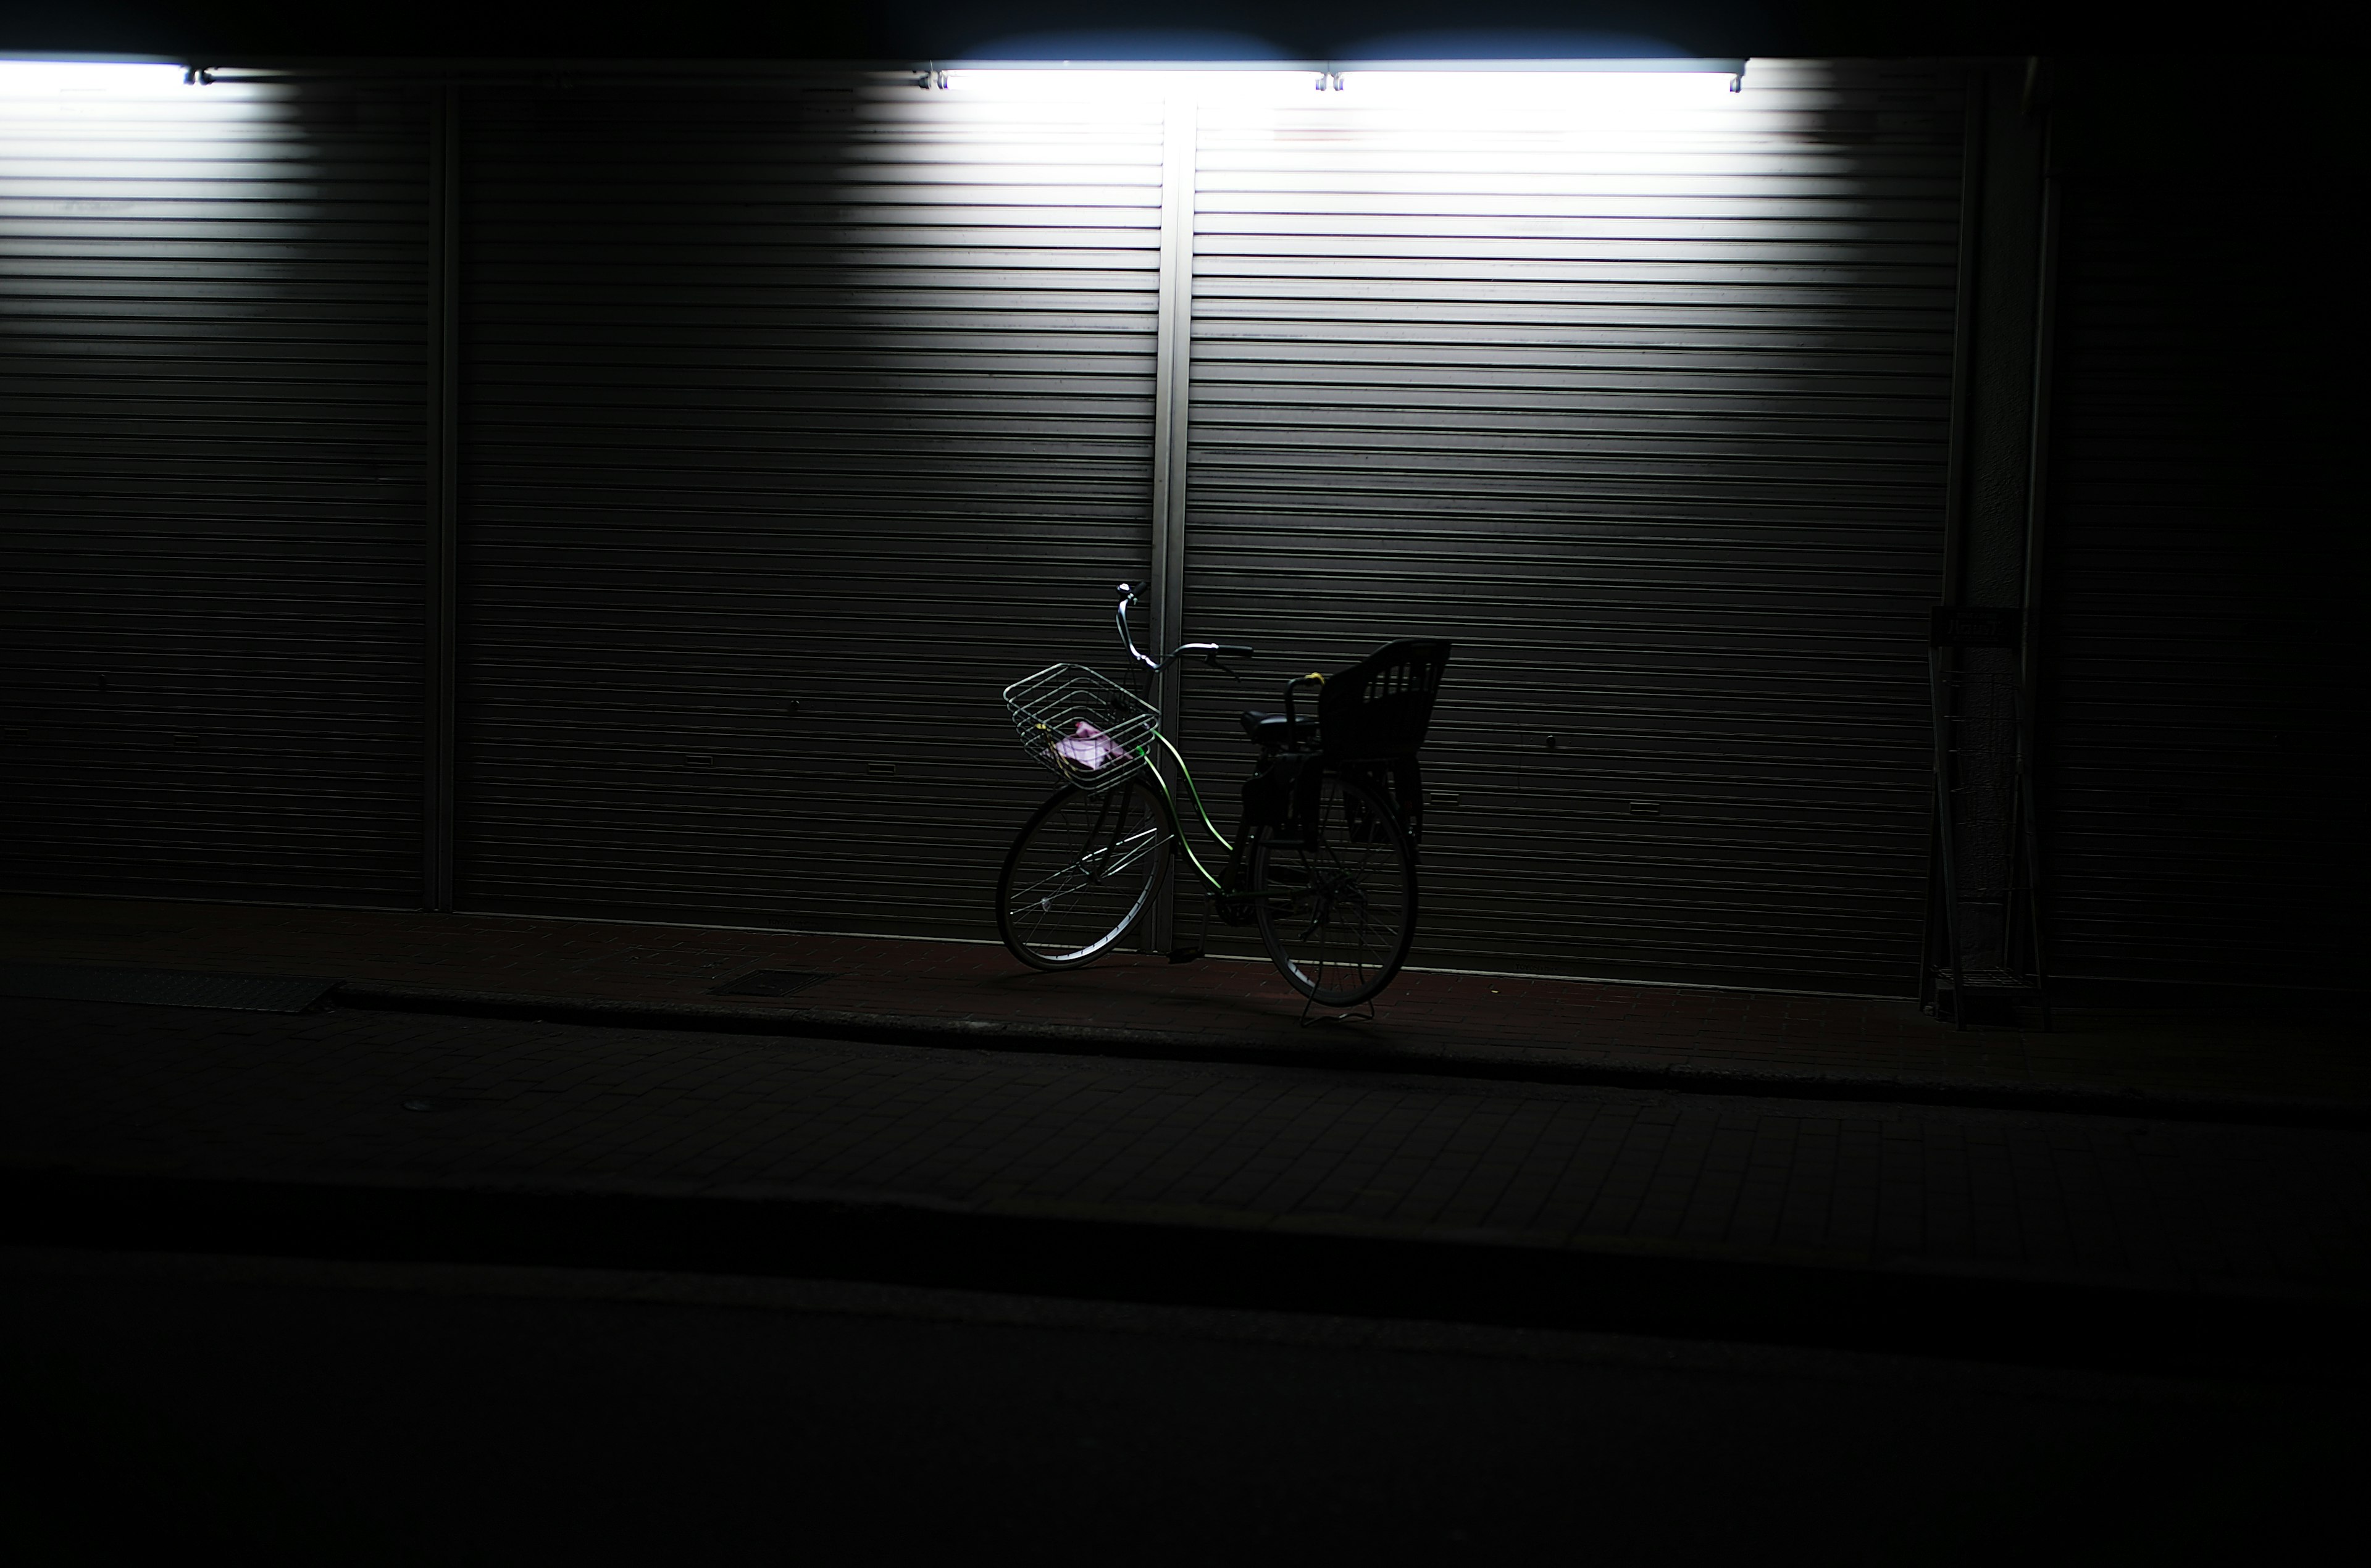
top-left (996, 780), bottom-right (1173, 969)
top-left (1250, 770), bottom-right (1417, 1006)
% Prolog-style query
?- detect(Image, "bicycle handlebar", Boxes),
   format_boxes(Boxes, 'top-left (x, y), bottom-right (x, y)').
top-left (1115, 583), bottom-right (1255, 675)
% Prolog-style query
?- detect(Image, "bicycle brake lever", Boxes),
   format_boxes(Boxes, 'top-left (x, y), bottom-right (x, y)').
top-left (1202, 653), bottom-right (1245, 680)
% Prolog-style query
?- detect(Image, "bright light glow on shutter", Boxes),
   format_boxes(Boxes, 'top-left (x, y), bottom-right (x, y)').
top-left (1339, 69), bottom-right (1743, 109)
top-left (941, 70), bottom-right (1321, 107)
top-left (939, 64), bottom-right (1746, 111)
top-left (0, 60), bottom-right (192, 98)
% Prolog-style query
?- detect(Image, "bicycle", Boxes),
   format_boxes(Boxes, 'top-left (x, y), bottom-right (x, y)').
top-left (995, 583), bottom-right (1451, 1012)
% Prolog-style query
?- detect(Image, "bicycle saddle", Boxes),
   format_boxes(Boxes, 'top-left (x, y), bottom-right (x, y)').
top-left (1237, 710), bottom-right (1319, 746)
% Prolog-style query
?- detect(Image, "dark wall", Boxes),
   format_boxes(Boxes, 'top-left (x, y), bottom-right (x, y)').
top-left (2040, 61), bottom-right (2355, 984)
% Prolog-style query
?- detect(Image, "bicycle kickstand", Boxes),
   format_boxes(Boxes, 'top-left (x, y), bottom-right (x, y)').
top-left (1300, 992), bottom-right (1377, 1028)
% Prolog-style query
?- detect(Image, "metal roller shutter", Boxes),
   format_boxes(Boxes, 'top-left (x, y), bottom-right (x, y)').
top-left (458, 73), bottom-right (1163, 933)
top-left (0, 66), bottom-right (429, 906)
top-left (1173, 60), bottom-right (1966, 991)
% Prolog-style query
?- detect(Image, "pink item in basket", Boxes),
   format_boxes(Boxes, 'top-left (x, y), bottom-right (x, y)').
top-left (1053, 720), bottom-right (1129, 770)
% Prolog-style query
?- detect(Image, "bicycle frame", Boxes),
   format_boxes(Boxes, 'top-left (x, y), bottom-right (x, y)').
top-left (1144, 732), bottom-right (1248, 899)
top-left (1106, 582), bottom-right (1292, 909)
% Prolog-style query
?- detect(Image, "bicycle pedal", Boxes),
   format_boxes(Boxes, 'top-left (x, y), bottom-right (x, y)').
top-left (1166, 945), bottom-right (1206, 964)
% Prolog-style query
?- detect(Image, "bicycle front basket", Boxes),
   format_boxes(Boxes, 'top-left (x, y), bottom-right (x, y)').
top-left (1004, 663), bottom-right (1160, 794)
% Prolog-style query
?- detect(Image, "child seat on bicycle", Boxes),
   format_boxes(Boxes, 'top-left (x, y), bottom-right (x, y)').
top-left (1237, 639), bottom-right (1452, 849)
top-left (1235, 640), bottom-right (1453, 755)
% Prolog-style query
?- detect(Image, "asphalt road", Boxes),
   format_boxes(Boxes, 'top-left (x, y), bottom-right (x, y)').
top-left (2, 1248), bottom-right (2352, 1564)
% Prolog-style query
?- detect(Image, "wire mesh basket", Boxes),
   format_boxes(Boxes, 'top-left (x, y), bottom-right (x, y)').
top-left (1004, 662), bottom-right (1160, 793)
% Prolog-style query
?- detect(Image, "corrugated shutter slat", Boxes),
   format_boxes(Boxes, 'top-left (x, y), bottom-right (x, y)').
top-left (0, 76), bottom-right (427, 904)
top-left (1174, 62), bottom-right (1963, 991)
top-left (457, 79), bottom-right (1163, 932)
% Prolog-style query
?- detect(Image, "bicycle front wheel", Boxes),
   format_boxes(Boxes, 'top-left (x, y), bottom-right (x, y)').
top-left (1251, 770), bottom-right (1417, 1007)
top-left (996, 780), bottom-right (1173, 970)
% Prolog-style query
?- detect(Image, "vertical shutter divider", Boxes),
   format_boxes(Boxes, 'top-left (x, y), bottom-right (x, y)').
top-left (425, 81), bottom-right (461, 913)
top-left (1148, 93), bottom-right (1199, 954)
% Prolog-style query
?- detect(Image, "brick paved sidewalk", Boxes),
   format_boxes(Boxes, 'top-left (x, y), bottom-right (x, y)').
top-left (1, 893), bottom-right (2361, 1107)
top-left (7, 997), bottom-right (2368, 1301)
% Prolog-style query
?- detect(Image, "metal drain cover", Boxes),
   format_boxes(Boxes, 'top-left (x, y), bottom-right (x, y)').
top-left (708, 969), bottom-right (838, 998)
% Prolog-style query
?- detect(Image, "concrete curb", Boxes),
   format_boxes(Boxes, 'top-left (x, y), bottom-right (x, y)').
top-left (11, 1162), bottom-right (2365, 1378)
top-left (330, 980), bottom-right (2371, 1129)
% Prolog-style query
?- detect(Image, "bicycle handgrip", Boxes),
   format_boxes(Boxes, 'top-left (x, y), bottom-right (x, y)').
top-left (1209, 644), bottom-right (1255, 659)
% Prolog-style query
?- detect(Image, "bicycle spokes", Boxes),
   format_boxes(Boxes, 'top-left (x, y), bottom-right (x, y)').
top-left (1251, 772), bottom-right (1415, 1009)
top-left (995, 781), bottom-right (1174, 968)
top-left (1006, 821), bottom-right (1162, 908)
